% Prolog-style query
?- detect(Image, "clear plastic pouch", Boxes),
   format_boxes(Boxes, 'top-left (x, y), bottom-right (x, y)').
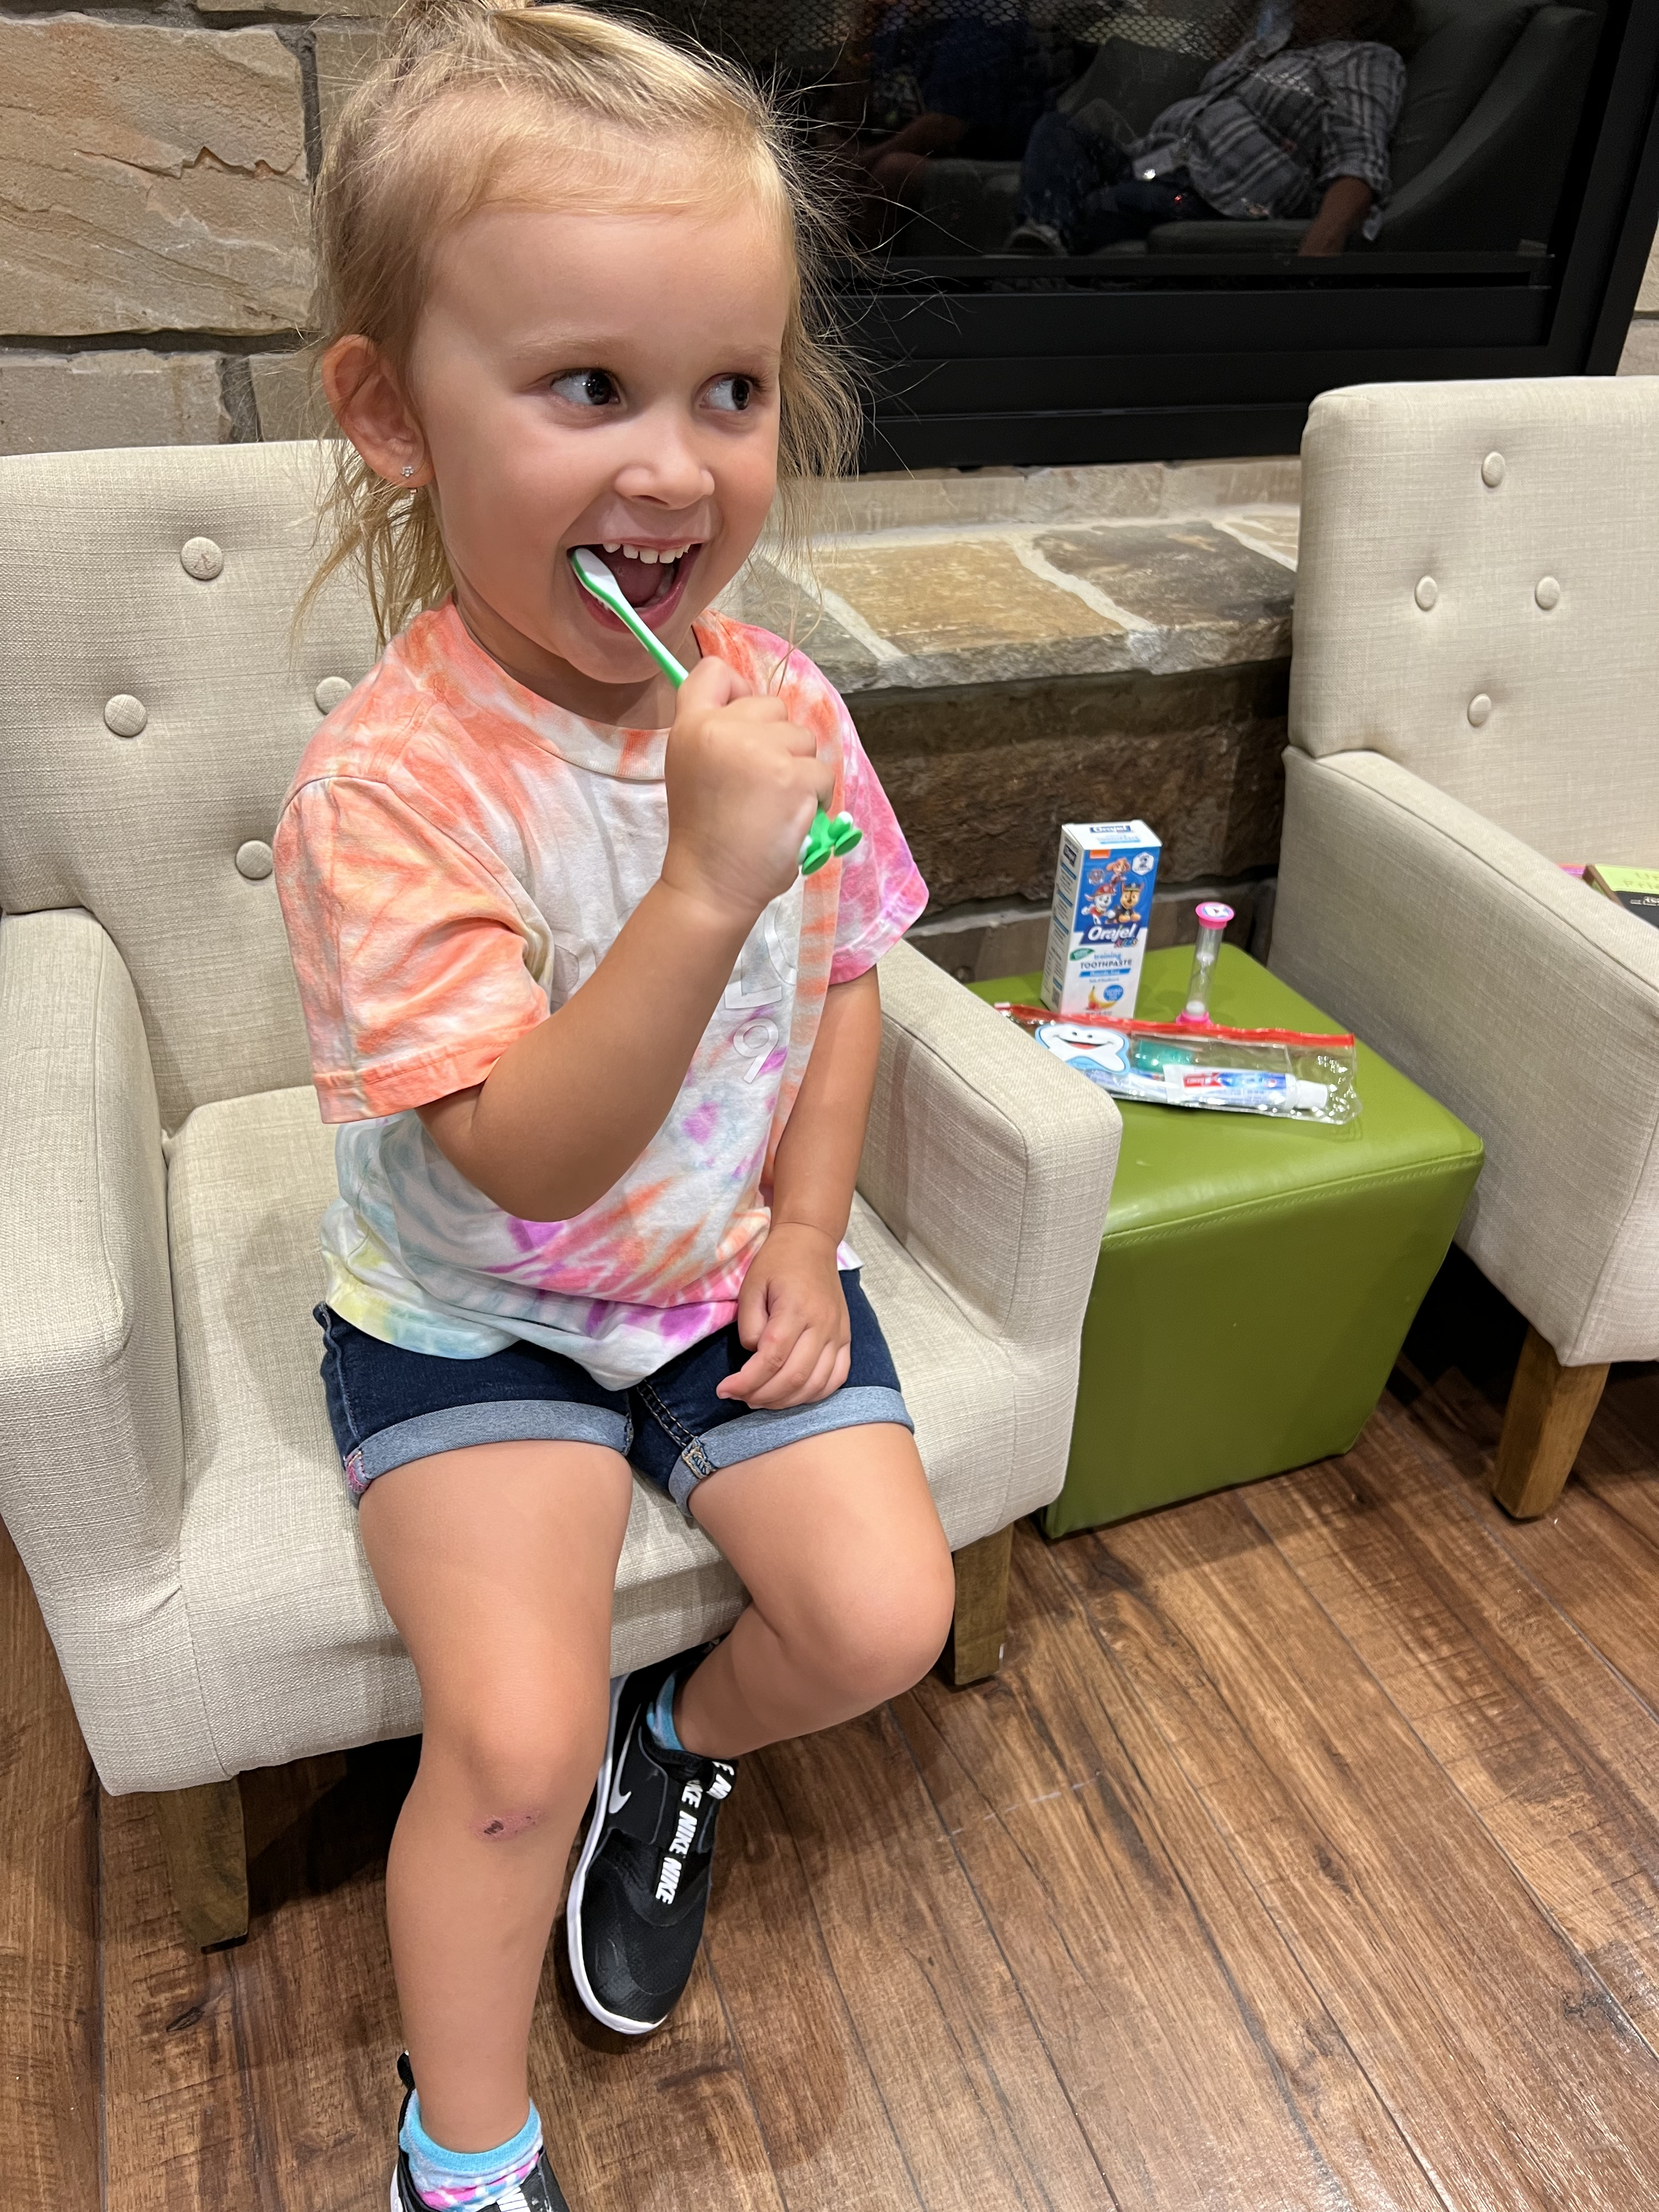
top-left (995, 1005), bottom-right (1362, 1125)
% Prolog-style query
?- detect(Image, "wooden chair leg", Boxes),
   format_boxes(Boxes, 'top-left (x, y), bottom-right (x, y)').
top-left (151, 1777), bottom-right (249, 1951)
top-left (1491, 1324), bottom-right (1609, 1521)
top-left (239, 1749), bottom-right (348, 1864)
top-left (943, 1524), bottom-right (1013, 1686)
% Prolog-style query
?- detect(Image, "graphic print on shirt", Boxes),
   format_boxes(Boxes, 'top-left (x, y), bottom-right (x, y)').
top-left (273, 602), bottom-right (928, 1388)
top-left (546, 936), bottom-right (597, 1012)
top-left (723, 885), bottom-right (800, 1087)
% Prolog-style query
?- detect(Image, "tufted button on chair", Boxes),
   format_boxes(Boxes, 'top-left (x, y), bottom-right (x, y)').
top-left (1272, 376), bottom-right (1659, 1520)
top-left (0, 442), bottom-right (1120, 1948)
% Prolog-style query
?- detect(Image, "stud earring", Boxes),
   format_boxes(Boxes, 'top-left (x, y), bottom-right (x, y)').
top-left (401, 462), bottom-right (417, 479)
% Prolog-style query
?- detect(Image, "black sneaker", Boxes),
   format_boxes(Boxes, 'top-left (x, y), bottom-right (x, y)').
top-left (392, 2052), bottom-right (570, 2212)
top-left (565, 1654), bottom-right (737, 2034)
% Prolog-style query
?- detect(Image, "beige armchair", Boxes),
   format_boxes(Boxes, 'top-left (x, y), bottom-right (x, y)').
top-left (0, 442), bottom-right (1120, 1948)
top-left (1272, 376), bottom-right (1659, 1519)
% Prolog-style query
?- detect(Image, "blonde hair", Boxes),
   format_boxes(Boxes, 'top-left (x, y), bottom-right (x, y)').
top-left (307, 0), bottom-right (861, 642)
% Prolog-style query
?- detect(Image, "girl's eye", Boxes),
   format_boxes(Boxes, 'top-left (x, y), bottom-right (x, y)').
top-left (550, 370), bottom-right (618, 408)
top-left (706, 374), bottom-right (756, 415)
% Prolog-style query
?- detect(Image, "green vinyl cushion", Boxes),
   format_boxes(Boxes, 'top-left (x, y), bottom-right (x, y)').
top-left (972, 946), bottom-right (1483, 1535)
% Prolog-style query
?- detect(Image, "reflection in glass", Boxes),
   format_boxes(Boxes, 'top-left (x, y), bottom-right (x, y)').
top-left (645, 0), bottom-right (1607, 266)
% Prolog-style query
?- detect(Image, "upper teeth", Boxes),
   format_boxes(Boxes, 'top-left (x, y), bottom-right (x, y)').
top-left (601, 542), bottom-right (691, 564)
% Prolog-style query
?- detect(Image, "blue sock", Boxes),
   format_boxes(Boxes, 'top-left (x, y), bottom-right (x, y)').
top-left (400, 2090), bottom-right (541, 2211)
top-left (645, 1669), bottom-right (684, 1754)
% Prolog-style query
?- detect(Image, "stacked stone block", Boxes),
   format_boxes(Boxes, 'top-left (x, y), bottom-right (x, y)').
top-left (0, 5), bottom-right (390, 455)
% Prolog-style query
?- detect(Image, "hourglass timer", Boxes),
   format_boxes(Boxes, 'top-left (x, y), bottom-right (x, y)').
top-left (1178, 901), bottom-right (1233, 1026)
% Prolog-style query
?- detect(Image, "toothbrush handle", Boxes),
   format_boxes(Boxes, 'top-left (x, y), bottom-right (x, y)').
top-left (569, 555), bottom-right (861, 877)
top-left (800, 806), bottom-right (862, 876)
top-left (640, 631), bottom-right (690, 689)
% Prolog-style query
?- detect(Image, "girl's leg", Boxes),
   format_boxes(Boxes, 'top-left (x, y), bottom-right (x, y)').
top-left (358, 1438), bottom-right (633, 2151)
top-left (672, 1424), bottom-right (956, 1758)
top-left (1019, 109), bottom-right (1113, 248)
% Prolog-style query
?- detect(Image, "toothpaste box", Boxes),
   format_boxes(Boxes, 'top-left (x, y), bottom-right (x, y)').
top-left (1041, 820), bottom-right (1162, 1018)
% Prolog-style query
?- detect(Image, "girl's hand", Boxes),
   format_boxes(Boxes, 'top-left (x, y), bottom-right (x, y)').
top-left (717, 1223), bottom-right (851, 1409)
top-left (660, 657), bottom-right (835, 925)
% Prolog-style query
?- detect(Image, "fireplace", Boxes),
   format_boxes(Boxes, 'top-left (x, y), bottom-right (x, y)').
top-left (618, 0), bottom-right (1659, 465)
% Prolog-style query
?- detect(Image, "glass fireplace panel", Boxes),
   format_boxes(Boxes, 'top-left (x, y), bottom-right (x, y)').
top-left (608, 0), bottom-right (1658, 465)
top-left (642, 0), bottom-right (1610, 265)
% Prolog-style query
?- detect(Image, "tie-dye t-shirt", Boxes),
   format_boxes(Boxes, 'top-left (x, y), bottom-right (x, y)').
top-left (273, 600), bottom-right (928, 1387)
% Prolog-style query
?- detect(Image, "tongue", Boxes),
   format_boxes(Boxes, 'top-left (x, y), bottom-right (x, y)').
top-left (602, 553), bottom-right (666, 608)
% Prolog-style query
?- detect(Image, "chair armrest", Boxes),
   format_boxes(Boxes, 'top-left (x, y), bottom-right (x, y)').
top-left (1272, 749), bottom-right (1659, 1365)
top-left (860, 940), bottom-right (1121, 1347)
top-left (0, 909), bottom-right (214, 1792)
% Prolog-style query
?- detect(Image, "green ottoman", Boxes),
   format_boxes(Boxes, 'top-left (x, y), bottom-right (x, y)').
top-left (971, 946), bottom-right (1483, 1536)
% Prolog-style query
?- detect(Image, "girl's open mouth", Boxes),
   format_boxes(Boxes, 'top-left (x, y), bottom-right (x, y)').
top-left (573, 539), bottom-right (700, 631)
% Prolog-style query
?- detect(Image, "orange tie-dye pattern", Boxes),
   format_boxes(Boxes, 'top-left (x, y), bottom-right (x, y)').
top-left (272, 600), bottom-right (927, 1388)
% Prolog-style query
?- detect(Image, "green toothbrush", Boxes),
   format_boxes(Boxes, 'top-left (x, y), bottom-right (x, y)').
top-left (570, 546), bottom-right (860, 876)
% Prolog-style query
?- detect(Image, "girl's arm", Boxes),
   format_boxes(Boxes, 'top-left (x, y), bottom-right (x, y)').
top-left (418, 655), bottom-right (832, 1222)
top-left (716, 965), bottom-right (883, 1409)
top-left (769, 966), bottom-right (882, 1244)
top-left (420, 872), bottom-right (750, 1220)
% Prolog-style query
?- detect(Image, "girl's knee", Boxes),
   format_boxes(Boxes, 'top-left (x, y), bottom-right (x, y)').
top-left (795, 1536), bottom-right (957, 1707)
top-left (424, 1684), bottom-right (608, 1837)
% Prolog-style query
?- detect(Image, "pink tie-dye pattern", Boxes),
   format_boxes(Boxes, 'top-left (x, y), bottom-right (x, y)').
top-left (273, 601), bottom-right (928, 1385)
top-left (681, 1099), bottom-right (720, 1146)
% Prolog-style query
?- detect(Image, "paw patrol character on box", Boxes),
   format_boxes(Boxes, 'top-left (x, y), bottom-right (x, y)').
top-left (1042, 820), bottom-right (1163, 1019)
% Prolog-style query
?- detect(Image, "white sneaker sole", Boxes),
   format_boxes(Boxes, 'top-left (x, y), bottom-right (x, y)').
top-left (565, 1672), bottom-right (669, 2037)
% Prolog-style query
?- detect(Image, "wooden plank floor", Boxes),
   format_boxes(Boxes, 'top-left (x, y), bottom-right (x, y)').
top-left (10, 1251), bottom-right (1659, 2208)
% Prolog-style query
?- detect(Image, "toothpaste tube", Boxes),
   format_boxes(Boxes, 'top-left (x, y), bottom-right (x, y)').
top-left (1008, 1006), bottom-right (1359, 1122)
top-left (1164, 1065), bottom-right (1330, 1114)
top-left (1028, 1021), bottom-right (1342, 1120)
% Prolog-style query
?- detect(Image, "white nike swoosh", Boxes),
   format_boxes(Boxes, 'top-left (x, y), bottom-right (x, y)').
top-left (606, 1723), bottom-right (635, 1817)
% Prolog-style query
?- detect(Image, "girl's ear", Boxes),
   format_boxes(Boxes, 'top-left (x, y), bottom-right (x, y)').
top-left (321, 334), bottom-right (431, 488)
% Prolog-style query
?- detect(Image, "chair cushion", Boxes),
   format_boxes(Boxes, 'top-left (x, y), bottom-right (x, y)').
top-left (167, 1086), bottom-right (1024, 1775)
top-left (1146, 219), bottom-right (1310, 252)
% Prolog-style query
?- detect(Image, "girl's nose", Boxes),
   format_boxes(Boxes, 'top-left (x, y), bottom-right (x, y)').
top-left (612, 408), bottom-right (715, 509)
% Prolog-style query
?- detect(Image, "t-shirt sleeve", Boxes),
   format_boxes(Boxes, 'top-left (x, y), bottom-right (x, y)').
top-left (825, 699), bottom-right (929, 988)
top-left (1317, 42), bottom-right (1405, 202)
top-left (274, 773), bottom-right (548, 1122)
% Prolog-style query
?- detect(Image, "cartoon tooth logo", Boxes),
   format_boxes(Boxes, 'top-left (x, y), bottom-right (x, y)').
top-left (1038, 1022), bottom-right (1130, 1073)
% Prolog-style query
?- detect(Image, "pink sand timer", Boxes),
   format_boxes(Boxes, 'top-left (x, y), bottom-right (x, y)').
top-left (1178, 901), bottom-right (1234, 1025)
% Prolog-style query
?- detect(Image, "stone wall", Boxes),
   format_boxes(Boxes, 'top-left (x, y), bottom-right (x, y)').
top-left (1620, 235), bottom-right (1659, 376)
top-left (730, 470), bottom-right (1300, 968)
top-left (0, 4), bottom-right (380, 453)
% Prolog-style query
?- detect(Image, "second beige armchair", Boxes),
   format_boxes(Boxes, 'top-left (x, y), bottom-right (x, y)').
top-left (1273, 374), bottom-right (1659, 1517)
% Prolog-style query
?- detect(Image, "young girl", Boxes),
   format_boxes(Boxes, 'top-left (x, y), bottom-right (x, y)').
top-left (273, 4), bottom-right (957, 2205)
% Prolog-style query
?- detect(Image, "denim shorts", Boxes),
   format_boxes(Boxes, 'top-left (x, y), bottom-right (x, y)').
top-left (315, 1269), bottom-right (912, 1514)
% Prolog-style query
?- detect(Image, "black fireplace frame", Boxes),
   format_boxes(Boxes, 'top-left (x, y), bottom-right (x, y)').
top-left (838, 0), bottom-right (1659, 470)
